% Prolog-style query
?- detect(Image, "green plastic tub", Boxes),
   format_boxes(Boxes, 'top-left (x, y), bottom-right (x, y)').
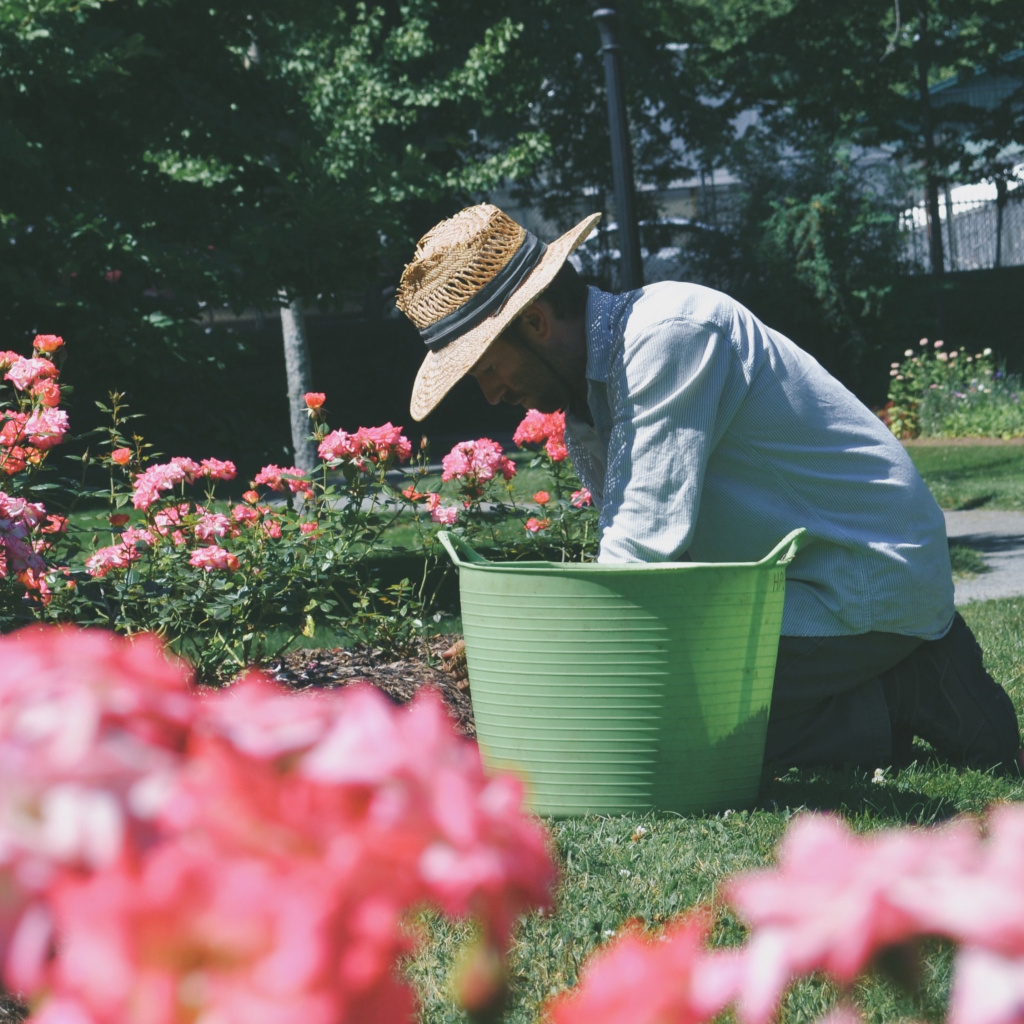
top-left (438, 528), bottom-right (807, 817)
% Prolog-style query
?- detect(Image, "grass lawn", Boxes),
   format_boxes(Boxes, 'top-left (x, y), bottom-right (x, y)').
top-left (408, 596), bottom-right (1024, 1023)
top-left (906, 442), bottom-right (1024, 511)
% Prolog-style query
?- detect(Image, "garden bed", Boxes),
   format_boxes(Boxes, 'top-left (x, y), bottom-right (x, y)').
top-left (267, 632), bottom-right (476, 738)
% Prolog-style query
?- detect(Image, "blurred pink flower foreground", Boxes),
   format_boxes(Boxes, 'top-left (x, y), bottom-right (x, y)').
top-left (0, 626), bottom-right (555, 1024)
top-left (553, 808), bottom-right (1024, 1024)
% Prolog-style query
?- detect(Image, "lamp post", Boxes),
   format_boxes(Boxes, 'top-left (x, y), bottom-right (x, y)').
top-left (593, 7), bottom-right (643, 290)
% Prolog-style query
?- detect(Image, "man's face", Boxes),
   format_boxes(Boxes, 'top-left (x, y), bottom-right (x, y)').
top-left (467, 326), bottom-right (572, 414)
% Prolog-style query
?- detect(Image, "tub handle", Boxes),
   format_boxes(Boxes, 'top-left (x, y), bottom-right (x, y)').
top-left (437, 531), bottom-right (490, 568)
top-left (758, 527), bottom-right (807, 567)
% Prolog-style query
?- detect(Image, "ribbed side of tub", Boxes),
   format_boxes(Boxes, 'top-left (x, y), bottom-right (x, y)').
top-left (460, 564), bottom-right (785, 817)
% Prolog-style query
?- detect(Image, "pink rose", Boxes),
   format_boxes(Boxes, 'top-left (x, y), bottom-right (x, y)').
top-left (199, 458), bottom-right (237, 481)
top-left (188, 545), bottom-right (240, 572)
top-left (32, 335), bottom-right (64, 354)
top-left (30, 380), bottom-right (61, 408)
top-left (5, 358), bottom-right (58, 392)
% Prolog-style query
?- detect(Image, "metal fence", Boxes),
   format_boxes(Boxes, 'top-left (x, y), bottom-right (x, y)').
top-left (901, 192), bottom-right (1024, 273)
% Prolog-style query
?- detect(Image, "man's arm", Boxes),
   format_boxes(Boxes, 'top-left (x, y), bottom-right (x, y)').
top-left (597, 317), bottom-right (736, 563)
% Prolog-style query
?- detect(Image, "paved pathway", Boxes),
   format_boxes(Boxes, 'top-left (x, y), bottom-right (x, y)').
top-left (944, 510), bottom-right (1024, 604)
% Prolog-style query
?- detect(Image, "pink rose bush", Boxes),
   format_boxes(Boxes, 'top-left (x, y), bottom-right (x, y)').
top-left (0, 626), bottom-right (555, 1024)
top-left (513, 408), bottom-right (569, 463)
top-left (9, 344), bottom-right (598, 676)
top-left (0, 337), bottom-right (69, 607)
top-left (26, 376), bottom-right (438, 680)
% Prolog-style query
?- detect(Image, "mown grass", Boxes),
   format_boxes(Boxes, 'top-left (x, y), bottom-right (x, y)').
top-left (906, 443), bottom-right (1024, 511)
top-left (408, 597), bottom-right (1024, 1023)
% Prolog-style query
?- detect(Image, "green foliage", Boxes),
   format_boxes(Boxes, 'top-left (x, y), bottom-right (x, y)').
top-left (656, 0), bottom-right (1024, 186)
top-left (885, 340), bottom-right (1024, 439)
top-left (0, 0), bottom-right (551, 361)
top-left (713, 136), bottom-right (908, 390)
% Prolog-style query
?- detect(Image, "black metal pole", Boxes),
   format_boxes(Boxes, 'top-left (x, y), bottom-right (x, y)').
top-left (593, 7), bottom-right (643, 291)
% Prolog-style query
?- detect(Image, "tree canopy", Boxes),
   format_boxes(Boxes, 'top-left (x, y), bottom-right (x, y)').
top-left (1, 0), bottom-right (1020, 425)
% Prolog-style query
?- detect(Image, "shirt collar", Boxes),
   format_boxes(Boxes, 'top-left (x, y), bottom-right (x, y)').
top-left (584, 286), bottom-right (619, 384)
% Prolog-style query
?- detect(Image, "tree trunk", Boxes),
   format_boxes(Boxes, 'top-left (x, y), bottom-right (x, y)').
top-left (916, 10), bottom-right (945, 276)
top-left (280, 295), bottom-right (317, 472)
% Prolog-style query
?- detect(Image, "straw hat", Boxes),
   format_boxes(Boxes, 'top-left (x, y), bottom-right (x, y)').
top-left (397, 204), bottom-right (600, 421)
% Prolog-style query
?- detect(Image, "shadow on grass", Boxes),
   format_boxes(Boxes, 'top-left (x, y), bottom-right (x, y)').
top-left (756, 759), bottom-right (964, 826)
top-left (958, 493), bottom-right (997, 510)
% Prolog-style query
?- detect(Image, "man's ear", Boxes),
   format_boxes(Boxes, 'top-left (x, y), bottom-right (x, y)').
top-left (516, 301), bottom-right (551, 344)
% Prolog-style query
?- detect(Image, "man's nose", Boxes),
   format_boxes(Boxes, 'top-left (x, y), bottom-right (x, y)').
top-left (476, 376), bottom-right (504, 406)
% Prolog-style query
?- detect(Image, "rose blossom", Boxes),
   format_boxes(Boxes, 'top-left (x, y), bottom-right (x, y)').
top-left (318, 423), bottom-right (411, 467)
top-left (30, 380), bottom-right (61, 408)
top-left (152, 503), bottom-right (191, 537)
top-left (231, 504), bottom-right (260, 526)
top-left (110, 448), bottom-right (132, 466)
top-left (430, 503), bottom-right (459, 526)
top-left (24, 408), bottom-right (69, 451)
top-left (546, 915), bottom-right (742, 1024)
top-left (441, 439), bottom-right (516, 493)
top-left (513, 409), bottom-right (568, 462)
top-left (524, 517), bottom-right (551, 533)
top-left (85, 543), bottom-right (141, 578)
top-left (40, 515), bottom-right (67, 534)
top-left (571, 488), bottom-right (593, 508)
top-left (189, 545), bottom-right (240, 572)
top-left (0, 413), bottom-right (26, 447)
top-left (252, 465), bottom-right (313, 498)
top-left (533, 491), bottom-right (550, 505)
top-left (199, 458), bottom-right (237, 481)
top-left (132, 458), bottom-right (201, 511)
top-left (304, 392), bottom-right (325, 409)
top-left (317, 429), bottom-right (360, 463)
top-left (32, 335), bottom-right (64, 354)
top-left (194, 513), bottom-right (239, 541)
top-left (5, 358), bottom-right (59, 392)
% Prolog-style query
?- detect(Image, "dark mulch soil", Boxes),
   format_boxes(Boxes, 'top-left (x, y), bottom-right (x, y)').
top-left (266, 633), bottom-right (476, 738)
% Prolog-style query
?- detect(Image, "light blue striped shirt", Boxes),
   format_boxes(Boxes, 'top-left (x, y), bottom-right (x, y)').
top-left (565, 284), bottom-right (954, 639)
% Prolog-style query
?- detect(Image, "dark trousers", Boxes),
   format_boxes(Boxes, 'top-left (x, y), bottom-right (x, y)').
top-left (765, 612), bottom-right (1021, 769)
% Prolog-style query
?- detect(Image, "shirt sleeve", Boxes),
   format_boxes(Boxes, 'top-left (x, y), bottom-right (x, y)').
top-left (597, 316), bottom-right (735, 562)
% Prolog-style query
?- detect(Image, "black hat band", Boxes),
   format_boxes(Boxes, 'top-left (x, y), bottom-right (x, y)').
top-left (420, 231), bottom-right (547, 349)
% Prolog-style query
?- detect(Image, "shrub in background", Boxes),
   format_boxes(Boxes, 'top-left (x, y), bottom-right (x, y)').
top-left (882, 339), bottom-right (1024, 440)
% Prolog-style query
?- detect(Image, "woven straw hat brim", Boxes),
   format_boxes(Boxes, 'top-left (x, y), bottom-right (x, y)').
top-left (409, 212), bottom-right (601, 421)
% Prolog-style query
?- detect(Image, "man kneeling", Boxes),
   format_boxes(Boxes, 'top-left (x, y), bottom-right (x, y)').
top-left (396, 204), bottom-right (1021, 771)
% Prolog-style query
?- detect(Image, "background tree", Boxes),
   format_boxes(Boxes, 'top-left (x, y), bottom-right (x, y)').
top-left (0, 0), bottom-right (549, 466)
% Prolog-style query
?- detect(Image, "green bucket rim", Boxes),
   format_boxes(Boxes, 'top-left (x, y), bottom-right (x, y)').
top-left (438, 527), bottom-right (808, 574)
